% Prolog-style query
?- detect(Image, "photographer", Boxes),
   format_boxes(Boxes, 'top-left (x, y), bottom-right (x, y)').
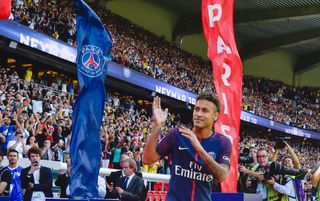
top-left (271, 141), bottom-right (305, 201)
top-left (238, 147), bottom-right (258, 193)
top-left (271, 141), bottom-right (300, 169)
top-left (239, 148), bottom-right (280, 201)
top-left (265, 157), bottom-right (299, 201)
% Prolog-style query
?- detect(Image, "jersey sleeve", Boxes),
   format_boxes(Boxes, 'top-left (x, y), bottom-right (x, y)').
top-left (0, 169), bottom-right (11, 185)
top-left (216, 136), bottom-right (232, 167)
top-left (156, 128), bottom-right (177, 158)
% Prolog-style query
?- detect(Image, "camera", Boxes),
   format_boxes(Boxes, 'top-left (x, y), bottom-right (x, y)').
top-left (263, 162), bottom-right (307, 180)
top-left (275, 140), bottom-right (286, 149)
top-left (239, 148), bottom-right (254, 164)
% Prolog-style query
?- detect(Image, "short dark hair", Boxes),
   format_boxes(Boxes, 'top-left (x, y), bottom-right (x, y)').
top-left (0, 150), bottom-right (5, 157)
top-left (27, 147), bottom-right (42, 158)
top-left (7, 149), bottom-right (19, 156)
top-left (196, 93), bottom-right (221, 113)
top-left (282, 156), bottom-right (292, 162)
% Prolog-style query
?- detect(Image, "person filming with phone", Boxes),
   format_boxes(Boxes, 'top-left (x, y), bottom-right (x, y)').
top-left (21, 147), bottom-right (53, 201)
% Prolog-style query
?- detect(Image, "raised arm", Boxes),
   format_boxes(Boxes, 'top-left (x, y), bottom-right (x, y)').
top-left (142, 96), bottom-right (168, 165)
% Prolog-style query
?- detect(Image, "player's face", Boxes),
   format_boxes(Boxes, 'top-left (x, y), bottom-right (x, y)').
top-left (193, 99), bottom-right (218, 129)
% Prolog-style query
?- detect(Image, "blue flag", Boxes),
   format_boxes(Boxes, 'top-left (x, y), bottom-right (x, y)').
top-left (70, 0), bottom-right (112, 198)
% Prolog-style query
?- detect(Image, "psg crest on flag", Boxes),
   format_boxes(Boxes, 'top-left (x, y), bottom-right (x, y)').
top-left (79, 45), bottom-right (105, 77)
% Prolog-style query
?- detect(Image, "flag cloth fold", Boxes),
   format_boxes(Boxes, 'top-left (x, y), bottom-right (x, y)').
top-left (202, 0), bottom-right (243, 192)
top-left (0, 0), bottom-right (12, 19)
top-left (70, 0), bottom-right (112, 198)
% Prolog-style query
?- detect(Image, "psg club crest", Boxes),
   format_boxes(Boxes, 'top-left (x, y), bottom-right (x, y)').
top-left (78, 45), bottom-right (105, 77)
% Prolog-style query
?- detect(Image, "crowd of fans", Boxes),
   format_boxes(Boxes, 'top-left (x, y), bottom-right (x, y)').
top-left (0, 67), bottom-right (182, 169)
top-left (3, 1), bottom-right (319, 200)
top-left (242, 76), bottom-right (320, 132)
top-left (9, 0), bottom-right (320, 132)
top-left (0, 66), bottom-right (318, 171)
top-left (11, 0), bottom-right (76, 46)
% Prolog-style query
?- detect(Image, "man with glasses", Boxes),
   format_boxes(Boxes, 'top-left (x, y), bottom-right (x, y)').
top-left (239, 148), bottom-right (280, 201)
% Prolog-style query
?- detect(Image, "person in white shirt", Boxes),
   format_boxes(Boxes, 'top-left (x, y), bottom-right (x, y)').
top-left (7, 132), bottom-right (25, 158)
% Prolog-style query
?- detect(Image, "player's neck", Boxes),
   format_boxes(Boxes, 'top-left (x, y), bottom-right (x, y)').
top-left (192, 127), bottom-right (212, 139)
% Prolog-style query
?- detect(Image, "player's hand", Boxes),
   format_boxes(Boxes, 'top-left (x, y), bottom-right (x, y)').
top-left (179, 127), bottom-right (201, 151)
top-left (152, 96), bottom-right (168, 127)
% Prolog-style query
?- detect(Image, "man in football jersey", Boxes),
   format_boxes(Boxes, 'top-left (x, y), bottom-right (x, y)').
top-left (143, 93), bottom-right (231, 201)
top-left (6, 149), bottom-right (23, 201)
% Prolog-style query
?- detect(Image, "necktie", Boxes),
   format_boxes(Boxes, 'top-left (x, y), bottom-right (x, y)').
top-left (124, 176), bottom-right (128, 189)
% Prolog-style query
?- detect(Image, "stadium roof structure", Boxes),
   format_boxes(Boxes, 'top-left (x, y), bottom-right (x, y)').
top-left (99, 0), bottom-right (320, 87)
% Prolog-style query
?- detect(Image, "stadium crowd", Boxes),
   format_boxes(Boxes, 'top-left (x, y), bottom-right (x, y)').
top-left (9, 0), bottom-right (320, 132)
top-left (0, 67), bottom-right (318, 170)
top-left (2, 0), bottom-right (319, 200)
top-left (0, 66), bottom-right (318, 199)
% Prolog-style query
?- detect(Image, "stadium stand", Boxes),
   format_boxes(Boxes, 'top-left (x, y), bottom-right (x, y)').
top-left (0, 0), bottom-right (317, 200)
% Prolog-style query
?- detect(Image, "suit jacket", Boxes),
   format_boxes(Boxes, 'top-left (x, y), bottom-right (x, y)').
top-left (116, 174), bottom-right (147, 201)
top-left (54, 173), bottom-right (69, 198)
top-left (21, 166), bottom-right (53, 201)
top-left (106, 170), bottom-right (143, 199)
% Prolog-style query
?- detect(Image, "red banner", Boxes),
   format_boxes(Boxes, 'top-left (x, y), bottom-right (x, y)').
top-left (201, 0), bottom-right (243, 192)
top-left (0, 0), bottom-right (12, 20)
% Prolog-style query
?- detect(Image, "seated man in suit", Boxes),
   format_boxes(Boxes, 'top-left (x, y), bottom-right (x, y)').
top-left (21, 147), bottom-right (53, 201)
top-left (113, 158), bottom-right (147, 201)
top-left (106, 154), bottom-right (142, 198)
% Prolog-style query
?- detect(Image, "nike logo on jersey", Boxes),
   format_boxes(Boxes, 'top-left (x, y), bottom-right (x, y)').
top-left (178, 146), bottom-right (189, 150)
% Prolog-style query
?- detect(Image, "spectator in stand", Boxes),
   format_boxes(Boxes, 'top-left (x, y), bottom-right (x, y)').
top-left (7, 131), bottom-right (25, 158)
top-left (10, 0), bottom-right (320, 131)
top-left (21, 147), bottom-right (53, 201)
top-left (106, 154), bottom-right (143, 199)
top-left (6, 149), bottom-right (23, 201)
top-left (41, 139), bottom-right (54, 160)
top-left (55, 159), bottom-right (70, 198)
top-left (0, 115), bottom-right (20, 153)
top-left (0, 151), bottom-right (10, 197)
top-left (110, 158), bottom-right (147, 201)
top-left (24, 136), bottom-right (38, 155)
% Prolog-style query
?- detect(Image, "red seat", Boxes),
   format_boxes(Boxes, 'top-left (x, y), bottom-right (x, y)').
top-left (164, 183), bottom-right (168, 191)
top-left (153, 182), bottom-right (162, 191)
top-left (154, 195), bottom-right (161, 201)
top-left (147, 191), bottom-right (154, 201)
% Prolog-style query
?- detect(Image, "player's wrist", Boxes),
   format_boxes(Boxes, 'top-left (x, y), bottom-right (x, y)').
top-left (152, 123), bottom-right (162, 129)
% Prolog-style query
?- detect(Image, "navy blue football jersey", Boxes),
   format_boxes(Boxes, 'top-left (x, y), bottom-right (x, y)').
top-left (157, 128), bottom-right (231, 201)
